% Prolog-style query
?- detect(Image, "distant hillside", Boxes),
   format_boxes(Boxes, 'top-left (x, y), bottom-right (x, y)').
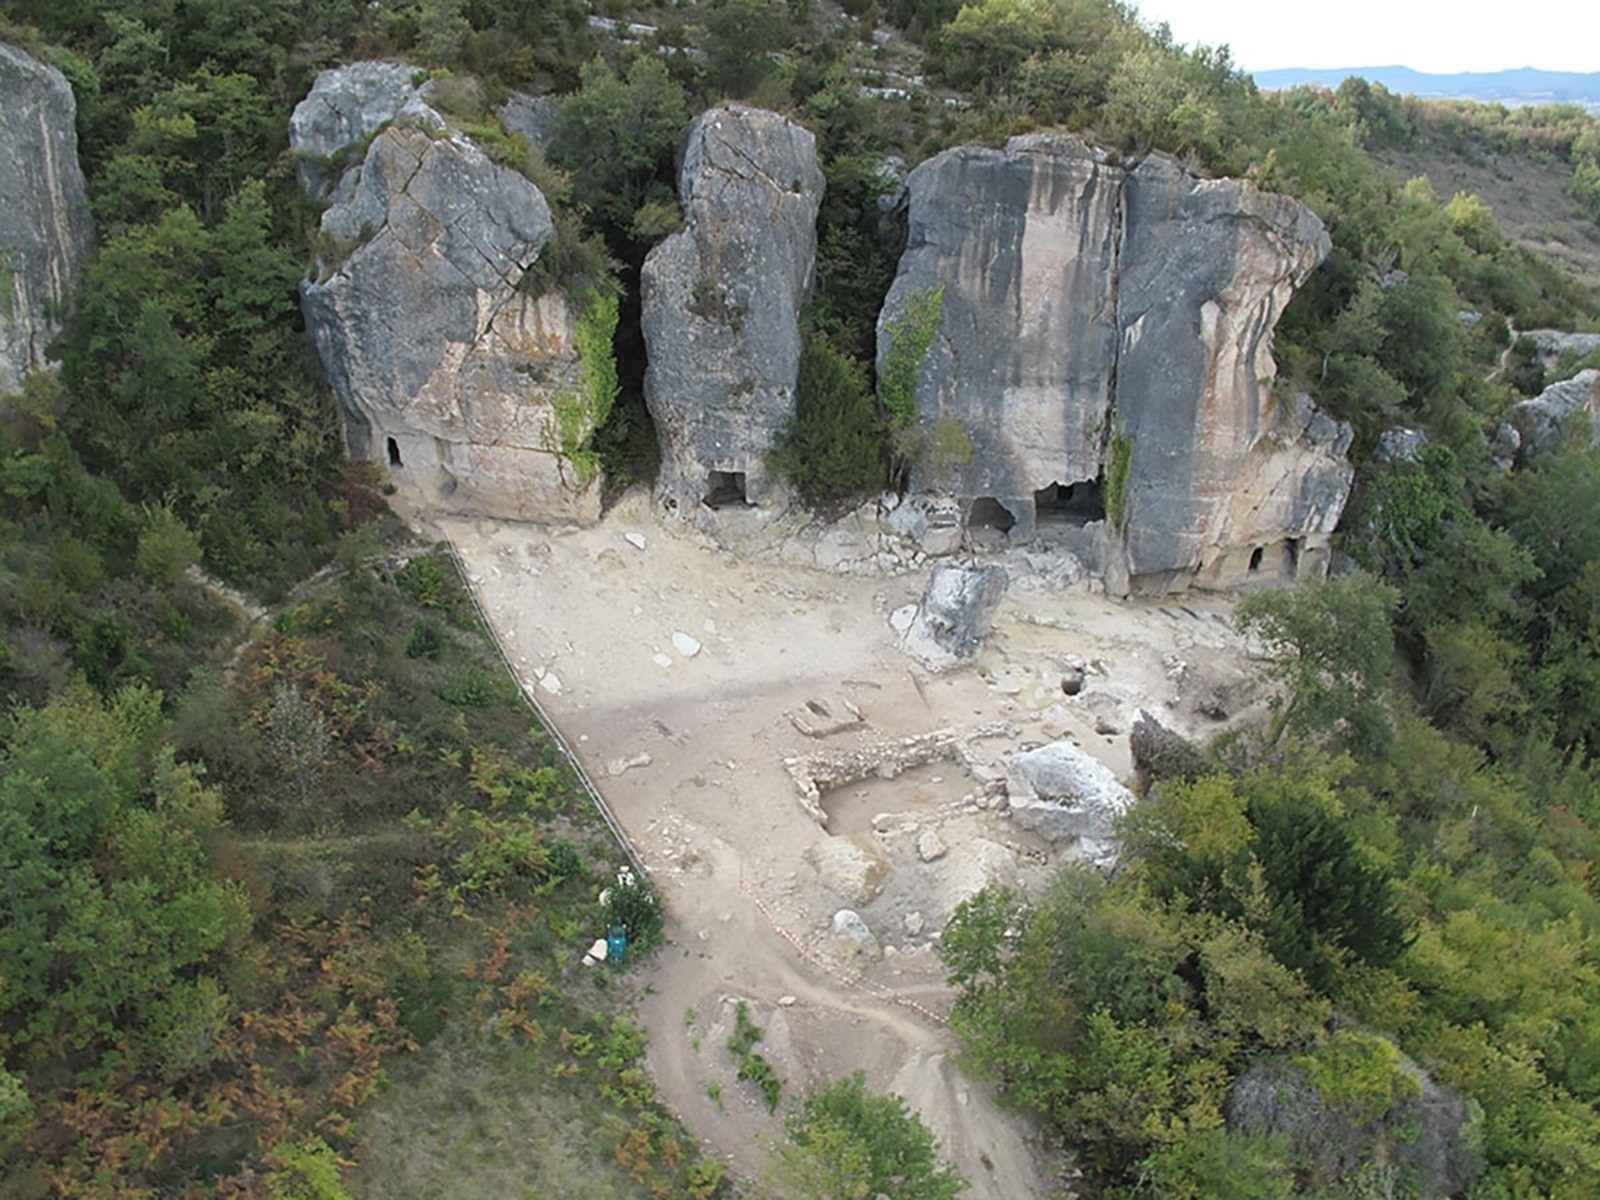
top-left (1254, 66), bottom-right (1600, 111)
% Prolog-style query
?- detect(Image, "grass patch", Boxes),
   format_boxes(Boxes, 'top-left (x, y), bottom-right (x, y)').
top-left (727, 1000), bottom-right (783, 1113)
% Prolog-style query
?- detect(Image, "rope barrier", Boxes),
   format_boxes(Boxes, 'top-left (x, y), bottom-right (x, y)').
top-left (435, 533), bottom-right (650, 881)
top-left (438, 530), bottom-right (946, 1027)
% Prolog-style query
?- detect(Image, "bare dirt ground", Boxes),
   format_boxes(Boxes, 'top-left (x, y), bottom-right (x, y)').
top-left (434, 492), bottom-right (1262, 1197)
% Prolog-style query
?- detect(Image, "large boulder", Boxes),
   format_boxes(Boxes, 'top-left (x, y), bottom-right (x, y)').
top-left (294, 66), bottom-right (602, 523)
top-left (1230, 1042), bottom-right (1481, 1199)
top-left (902, 564), bottom-right (1009, 670)
top-left (642, 104), bottom-right (824, 526)
top-left (1520, 328), bottom-right (1600, 374)
top-left (1508, 368), bottom-right (1600, 463)
top-left (1006, 739), bottom-right (1134, 849)
top-left (0, 43), bottom-right (93, 395)
top-left (876, 138), bottom-right (1341, 593)
top-left (805, 836), bottom-right (891, 906)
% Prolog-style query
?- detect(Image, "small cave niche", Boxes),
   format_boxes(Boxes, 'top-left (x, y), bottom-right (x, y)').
top-left (1248, 545), bottom-right (1265, 573)
top-left (703, 469), bottom-right (749, 510)
top-left (386, 436), bottom-right (403, 468)
top-left (967, 496), bottom-right (1017, 533)
top-left (1033, 479), bottom-right (1106, 526)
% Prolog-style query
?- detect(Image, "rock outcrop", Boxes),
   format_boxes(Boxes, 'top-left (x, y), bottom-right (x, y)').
top-left (1230, 1046), bottom-right (1481, 1199)
top-left (0, 43), bottom-right (93, 395)
top-left (289, 61), bottom-right (428, 199)
top-left (293, 64), bottom-right (603, 523)
top-left (1521, 328), bottom-right (1600, 374)
top-left (901, 564), bottom-right (1009, 670)
top-left (641, 104), bottom-right (824, 524)
top-left (881, 136), bottom-right (1121, 529)
top-left (1006, 739), bottom-right (1135, 857)
top-left (877, 136), bottom-right (1343, 594)
top-left (1508, 368), bottom-right (1600, 463)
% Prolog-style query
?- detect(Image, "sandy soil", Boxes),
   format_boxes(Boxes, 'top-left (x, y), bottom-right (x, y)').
top-left (433, 492), bottom-right (1260, 1198)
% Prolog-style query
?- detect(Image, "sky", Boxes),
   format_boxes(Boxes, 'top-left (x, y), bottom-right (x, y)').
top-left (1129, 0), bottom-right (1600, 74)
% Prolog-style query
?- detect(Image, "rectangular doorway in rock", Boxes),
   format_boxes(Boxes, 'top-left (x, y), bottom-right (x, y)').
top-left (1033, 479), bottom-right (1105, 526)
top-left (966, 496), bottom-right (1017, 533)
top-left (386, 436), bottom-right (402, 467)
top-left (1283, 537), bottom-right (1303, 578)
top-left (703, 469), bottom-right (749, 509)
top-left (1248, 545), bottom-right (1265, 572)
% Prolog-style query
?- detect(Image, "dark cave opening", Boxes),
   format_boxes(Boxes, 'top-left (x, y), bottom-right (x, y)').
top-left (703, 469), bottom-right (749, 509)
top-left (1033, 478), bottom-right (1106, 526)
top-left (967, 496), bottom-right (1017, 533)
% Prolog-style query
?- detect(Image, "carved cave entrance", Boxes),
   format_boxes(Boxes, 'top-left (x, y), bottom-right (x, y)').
top-left (1246, 538), bottom-right (1303, 580)
top-left (967, 496), bottom-right (1017, 533)
top-left (703, 469), bottom-right (749, 509)
top-left (386, 437), bottom-right (402, 468)
top-left (1033, 479), bottom-right (1105, 526)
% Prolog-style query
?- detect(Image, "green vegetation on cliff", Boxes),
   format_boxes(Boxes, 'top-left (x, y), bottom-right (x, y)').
top-left (3, 0), bottom-right (1600, 1196)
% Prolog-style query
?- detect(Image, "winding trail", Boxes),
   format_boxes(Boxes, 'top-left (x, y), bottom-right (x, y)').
top-left (435, 492), bottom-right (1257, 1197)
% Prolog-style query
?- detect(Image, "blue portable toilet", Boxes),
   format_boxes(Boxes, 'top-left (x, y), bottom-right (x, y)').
top-left (606, 925), bottom-right (628, 966)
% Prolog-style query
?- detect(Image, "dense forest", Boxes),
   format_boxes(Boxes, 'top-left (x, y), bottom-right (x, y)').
top-left (4, 0), bottom-right (1600, 1196)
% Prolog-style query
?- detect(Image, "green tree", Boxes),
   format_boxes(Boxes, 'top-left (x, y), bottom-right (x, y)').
top-left (1237, 572), bottom-right (1399, 755)
top-left (771, 331), bottom-right (885, 505)
top-left (0, 686), bottom-right (249, 1070)
top-left (548, 57), bottom-right (690, 245)
top-left (772, 1072), bottom-right (966, 1200)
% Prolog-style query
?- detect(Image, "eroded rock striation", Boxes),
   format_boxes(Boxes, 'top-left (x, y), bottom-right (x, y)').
top-left (0, 43), bottom-right (93, 395)
top-left (878, 135), bottom-right (1344, 593)
top-left (293, 64), bottom-right (602, 523)
top-left (642, 103), bottom-right (824, 523)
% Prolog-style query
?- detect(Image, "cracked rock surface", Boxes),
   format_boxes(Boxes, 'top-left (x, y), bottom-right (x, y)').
top-left (879, 135), bottom-right (1346, 593)
top-left (293, 64), bottom-right (599, 523)
top-left (641, 103), bottom-right (825, 528)
top-left (0, 42), bottom-right (93, 395)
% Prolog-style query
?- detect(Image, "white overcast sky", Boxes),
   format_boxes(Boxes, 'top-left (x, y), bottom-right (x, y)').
top-left (1129, 1), bottom-right (1600, 74)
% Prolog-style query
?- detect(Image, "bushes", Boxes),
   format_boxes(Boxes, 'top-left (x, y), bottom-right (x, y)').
top-left (770, 330), bottom-right (886, 506)
top-left (773, 1071), bottom-right (965, 1199)
top-left (603, 868), bottom-right (664, 950)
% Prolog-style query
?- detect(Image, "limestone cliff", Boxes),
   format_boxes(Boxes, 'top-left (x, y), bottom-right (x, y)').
top-left (877, 135), bottom-right (1342, 593)
top-left (882, 136), bottom-right (1121, 537)
top-left (1116, 155), bottom-right (1334, 588)
top-left (641, 103), bottom-right (824, 523)
top-left (293, 64), bottom-right (601, 523)
top-left (0, 43), bottom-right (93, 395)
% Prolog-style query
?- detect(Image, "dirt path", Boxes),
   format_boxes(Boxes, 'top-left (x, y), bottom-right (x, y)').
top-left (435, 492), bottom-right (1259, 1197)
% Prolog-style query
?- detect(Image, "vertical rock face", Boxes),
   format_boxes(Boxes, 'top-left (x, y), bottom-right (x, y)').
top-left (884, 136), bottom-right (1121, 539)
top-left (0, 44), bottom-right (93, 395)
top-left (288, 61), bottom-right (428, 199)
top-left (293, 65), bottom-right (601, 523)
top-left (1116, 157), bottom-right (1334, 587)
top-left (877, 136), bottom-right (1343, 593)
top-left (641, 103), bottom-right (824, 524)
